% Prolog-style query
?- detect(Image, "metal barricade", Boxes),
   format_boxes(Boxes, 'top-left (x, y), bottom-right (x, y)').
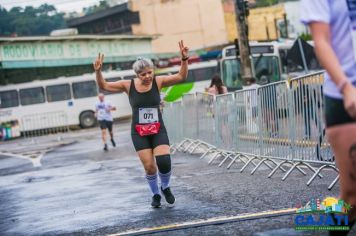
top-left (285, 72), bottom-right (337, 188)
top-left (182, 93), bottom-right (198, 140)
top-left (253, 81), bottom-right (310, 178)
top-left (178, 93), bottom-right (203, 153)
top-left (257, 81), bottom-right (291, 159)
top-left (230, 86), bottom-right (285, 173)
top-left (163, 101), bottom-right (183, 153)
top-left (196, 92), bottom-right (216, 146)
top-left (213, 93), bottom-right (239, 167)
top-left (164, 71), bottom-right (338, 190)
top-left (215, 93), bottom-right (236, 150)
top-left (288, 73), bottom-right (332, 163)
top-left (21, 111), bottom-right (69, 140)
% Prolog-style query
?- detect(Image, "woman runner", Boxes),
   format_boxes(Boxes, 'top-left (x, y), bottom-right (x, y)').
top-left (93, 40), bottom-right (189, 208)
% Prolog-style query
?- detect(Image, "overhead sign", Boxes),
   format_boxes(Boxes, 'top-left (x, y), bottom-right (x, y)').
top-left (0, 37), bottom-right (152, 68)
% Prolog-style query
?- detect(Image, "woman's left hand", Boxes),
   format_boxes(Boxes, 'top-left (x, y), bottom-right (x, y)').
top-left (179, 40), bottom-right (189, 59)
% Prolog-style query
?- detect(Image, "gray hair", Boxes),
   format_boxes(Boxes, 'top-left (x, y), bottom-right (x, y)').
top-left (132, 57), bottom-right (154, 74)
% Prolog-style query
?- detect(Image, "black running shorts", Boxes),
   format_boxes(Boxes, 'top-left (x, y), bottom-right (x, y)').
top-left (325, 95), bottom-right (356, 128)
top-left (99, 120), bottom-right (113, 131)
top-left (131, 132), bottom-right (170, 151)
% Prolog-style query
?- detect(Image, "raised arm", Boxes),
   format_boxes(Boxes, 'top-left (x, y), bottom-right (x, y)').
top-left (158, 40), bottom-right (189, 88)
top-left (93, 53), bottom-right (129, 93)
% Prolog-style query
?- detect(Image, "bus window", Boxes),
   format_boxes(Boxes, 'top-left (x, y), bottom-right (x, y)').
top-left (100, 77), bottom-right (122, 95)
top-left (278, 49), bottom-right (288, 74)
top-left (191, 67), bottom-right (218, 82)
top-left (123, 75), bottom-right (136, 80)
top-left (253, 56), bottom-right (280, 83)
top-left (222, 59), bottom-right (242, 89)
top-left (46, 84), bottom-right (71, 102)
top-left (186, 71), bottom-right (194, 83)
top-left (0, 90), bottom-right (19, 108)
top-left (20, 87), bottom-right (45, 106)
top-left (72, 81), bottom-right (97, 99)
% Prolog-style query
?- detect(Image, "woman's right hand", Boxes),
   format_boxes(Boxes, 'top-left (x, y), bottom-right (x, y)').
top-left (343, 82), bottom-right (356, 119)
top-left (93, 53), bottom-right (104, 71)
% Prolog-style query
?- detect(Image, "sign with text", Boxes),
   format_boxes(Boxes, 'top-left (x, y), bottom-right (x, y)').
top-left (0, 37), bottom-right (152, 68)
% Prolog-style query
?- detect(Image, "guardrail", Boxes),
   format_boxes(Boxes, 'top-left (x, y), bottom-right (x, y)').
top-left (163, 71), bottom-right (338, 190)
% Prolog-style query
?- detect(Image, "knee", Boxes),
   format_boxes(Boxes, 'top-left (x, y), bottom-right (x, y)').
top-left (155, 154), bottom-right (171, 174)
top-left (144, 164), bottom-right (157, 175)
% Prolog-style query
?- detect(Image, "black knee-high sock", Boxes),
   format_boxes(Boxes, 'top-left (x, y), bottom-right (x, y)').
top-left (155, 154), bottom-right (171, 189)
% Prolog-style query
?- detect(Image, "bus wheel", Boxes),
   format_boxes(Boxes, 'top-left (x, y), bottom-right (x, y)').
top-left (80, 111), bottom-right (96, 128)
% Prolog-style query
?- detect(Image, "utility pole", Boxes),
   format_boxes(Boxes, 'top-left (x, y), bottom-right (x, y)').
top-left (234, 0), bottom-right (253, 84)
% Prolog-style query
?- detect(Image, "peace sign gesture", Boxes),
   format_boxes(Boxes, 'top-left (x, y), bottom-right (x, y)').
top-left (93, 53), bottom-right (104, 71)
top-left (178, 40), bottom-right (189, 60)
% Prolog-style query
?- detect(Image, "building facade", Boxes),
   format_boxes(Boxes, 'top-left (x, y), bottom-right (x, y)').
top-left (67, 3), bottom-right (139, 35)
top-left (129, 0), bottom-right (229, 53)
top-left (0, 35), bottom-right (152, 84)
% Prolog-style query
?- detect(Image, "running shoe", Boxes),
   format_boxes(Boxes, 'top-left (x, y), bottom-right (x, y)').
top-left (111, 139), bottom-right (116, 147)
top-left (161, 187), bottom-right (175, 205)
top-left (151, 194), bottom-right (161, 208)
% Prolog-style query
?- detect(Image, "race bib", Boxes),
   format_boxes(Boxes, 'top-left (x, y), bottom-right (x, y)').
top-left (98, 109), bottom-right (105, 116)
top-left (139, 108), bottom-right (158, 124)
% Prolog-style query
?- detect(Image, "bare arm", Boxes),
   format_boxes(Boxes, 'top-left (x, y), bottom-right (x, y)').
top-left (310, 23), bottom-right (348, 90)
top-left (223, 86), bottom-right (228, 94)
top-left (158, 40), bottom-right (189, 88)
top-left (310, 22), bottom-right (356, 118)
top-left (93, 53), bottom-right (129, 93)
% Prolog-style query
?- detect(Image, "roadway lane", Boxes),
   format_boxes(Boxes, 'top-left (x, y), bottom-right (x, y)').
top-left (0, 120), bottom-right (351, 235)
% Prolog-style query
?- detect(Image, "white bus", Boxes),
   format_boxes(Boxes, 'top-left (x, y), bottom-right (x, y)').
top-left (0, 60), bottom-right (219, 132)
top-left (0, 70), bottom-right (136, 132)
top-left (220, 40), bottom-right (321, 91)
top-left (156, 60), bottom-right (218, 102)
top-left (221, 41), bottom-right (293, 91)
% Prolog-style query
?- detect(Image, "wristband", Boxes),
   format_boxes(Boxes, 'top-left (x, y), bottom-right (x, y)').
top-left (181, 56), bottom-right (189, 61)
top-left (337, 80), bottom-right (350, 93)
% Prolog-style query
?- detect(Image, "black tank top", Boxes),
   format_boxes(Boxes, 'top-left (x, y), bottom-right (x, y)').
top-left (128, 78), bottom-right (166, 134)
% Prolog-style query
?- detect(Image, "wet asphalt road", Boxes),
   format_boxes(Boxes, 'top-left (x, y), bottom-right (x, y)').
top-left (0, 120), bottom-right (354, 236)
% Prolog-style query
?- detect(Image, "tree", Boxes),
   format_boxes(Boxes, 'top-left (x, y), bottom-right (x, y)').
top-left (0, 4), bottom-right (65, 36)
top-left (83, 0), bottom-right (110, 15)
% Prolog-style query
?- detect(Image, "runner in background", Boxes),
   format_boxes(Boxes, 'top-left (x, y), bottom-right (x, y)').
top-left (95, 93), bottom-right (116, 151)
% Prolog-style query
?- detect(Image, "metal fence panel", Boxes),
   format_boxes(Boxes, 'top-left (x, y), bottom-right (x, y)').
top-left (196, 92), bottom-right (216, 145)
top-left (234, 89), bottom-right (261, 156)
top-left (257, 81), bottom-right (292, 159)
top-left (163, 101), bottom-right (183, 145)
top-left (288, 72), bottom-right (333, 163)
top-left (182, 93), bottom-right (198, 140)
top-left (215, 93), bottom-right (236, 151)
